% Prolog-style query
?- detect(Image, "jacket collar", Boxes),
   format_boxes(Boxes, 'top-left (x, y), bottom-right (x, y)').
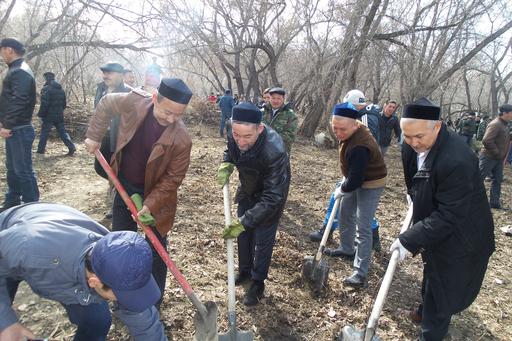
top-left (7, 58), bottom-right (23, 68)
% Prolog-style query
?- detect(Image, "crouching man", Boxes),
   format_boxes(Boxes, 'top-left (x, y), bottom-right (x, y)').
top-left (217, 102), bottom-right (290, 306)
top-left (0, 203), bottom-right (166, 341)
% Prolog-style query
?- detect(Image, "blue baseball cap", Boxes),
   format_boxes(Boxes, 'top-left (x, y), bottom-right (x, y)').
top-left (90, 231), bottom-right (160, 312)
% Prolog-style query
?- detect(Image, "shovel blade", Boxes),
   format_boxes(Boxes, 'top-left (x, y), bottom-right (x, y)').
top-left (311, 258), bottom-right (330, 296)
top-left (302, 255), bottom-right (315, 282)
top-left (337, 326), bottom-right (382, 341)
top-left (219, 329), bottom-right (254, 341)
top-left (193, 301), bottom-right (219, 341)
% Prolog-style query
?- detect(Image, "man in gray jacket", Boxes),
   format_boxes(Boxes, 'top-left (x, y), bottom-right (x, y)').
top-left (479, 104), bottom-right (512, 209)
top-left (0, 203), bottom-right (166, 341)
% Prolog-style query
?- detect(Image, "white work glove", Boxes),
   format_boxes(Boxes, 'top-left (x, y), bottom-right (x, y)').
top-left (390, 238), bottom-right (410, 261)
top-left (333, 186), bottom-right (344, 199)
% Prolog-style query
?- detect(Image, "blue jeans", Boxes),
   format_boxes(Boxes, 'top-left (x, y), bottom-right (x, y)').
top-left (4, 125), bottom-right (39, 204)
top-left (62, 302), bottom-right (112, 341)
top-left (7, 278), bottom-right (111, 341)
top-left (219, 113), bottom-right (231, 137)
top-left (479, 155), bottom-right (503, 206)
top-left (37, 119), bottom-right (76, 153)
top-left (338, 186), bottom-right (384, 277)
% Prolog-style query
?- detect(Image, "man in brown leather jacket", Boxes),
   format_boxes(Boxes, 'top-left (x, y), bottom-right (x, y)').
top-left (85, 78), bottom-right (193, 307)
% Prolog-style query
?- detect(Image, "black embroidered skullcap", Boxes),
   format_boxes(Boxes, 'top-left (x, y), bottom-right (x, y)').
top-left (232, 102), bottom-right (262, 124)
top-left (332, 102), bottom-right (359, 119)
top-left (158, 78), bottom-right (193, 104)
top-left (402, 97), bottom-right (440, 120)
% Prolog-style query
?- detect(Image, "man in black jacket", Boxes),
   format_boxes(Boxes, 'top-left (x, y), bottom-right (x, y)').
top-left (217, 102), bottom-right (290, 306)
top-left (391, 97), bottom-right (495, 341)
top-left (36, 72), bottom-right (76, 156)
top-left (0, 38), bottom-right (39, 212)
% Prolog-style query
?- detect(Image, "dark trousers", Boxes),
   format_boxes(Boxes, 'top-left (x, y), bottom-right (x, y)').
top-left (37, 119), bottom-right (76, 153)
top-left (112, 183), bottom-right (167, 307)
top-left (7, 278), bottom-right (111, 341)
top-left (4, 125), bottom-right (39, 205)
top-left (479, 155), bottom-right (504, 207)
top-left (236, 220), bottom-right (278, 281)
top-left (420, 278), bottom-right (452, 341)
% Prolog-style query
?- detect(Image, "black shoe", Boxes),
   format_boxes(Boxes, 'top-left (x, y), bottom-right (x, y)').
top-left (105, 212), bottom-right (113, 219)
top-left (323, 247), bottom-right (355, 259)
top-left (343, 272), bottom-right (367, 288)
top-left (243, 280), bottom-right (264, 306)
top-left (36, 150), bottom-right (44, 154)
top-left (66, 148), bottom-right (76, 156)
top-left (235, 271), bottom-right (251, 286)
top-left (0, 201), bottom-right (20, 213)
top-left (309, 225), bottom-right (333, 242)
top-left (372, 228), bottom-right (382, 252)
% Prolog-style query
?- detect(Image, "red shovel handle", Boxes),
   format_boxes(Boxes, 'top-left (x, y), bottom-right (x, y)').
top-left (94, 149), bottom-right (194, 296)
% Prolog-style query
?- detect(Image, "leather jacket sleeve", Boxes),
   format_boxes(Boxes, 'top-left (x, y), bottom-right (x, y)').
top-left (1, 70), bottom-right (35, 129)
top-left (240, 151), bottom-right (289, 229)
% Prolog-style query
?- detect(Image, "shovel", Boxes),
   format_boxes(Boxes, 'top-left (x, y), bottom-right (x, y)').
top-left (302, 195), bottom-right (342, 296)
top-left (338, 201), bottom-right (414, 341)
top-left (94, 150), bottom-right (219, 341)
top-left (219, 181), bottom-right (253, 341)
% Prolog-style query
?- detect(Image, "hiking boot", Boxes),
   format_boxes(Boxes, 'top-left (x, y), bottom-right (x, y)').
top-left (66, 147), bottom-right (76, 156)
top-left (343, 272), bottom-right (367, 288)
top-left (235, 271), bottom-right (251, 286)
top-left (308, 224), bottom-right (333, 242)
top-left (323, 247), bottom-right (355, 259)
top-left (243, 280), bottom-right (264, 306)
top-left (372, 227), bottom-right (382, 252)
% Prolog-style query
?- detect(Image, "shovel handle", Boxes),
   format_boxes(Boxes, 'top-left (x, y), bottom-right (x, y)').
top-left (222, 182), bottom-right (237, 321)
top-left (94, 150), bottom-right (208, 316)
top-left (314, 196), bottom-right (341, 261)
top-left (364, 202), bottom-right (414, 340)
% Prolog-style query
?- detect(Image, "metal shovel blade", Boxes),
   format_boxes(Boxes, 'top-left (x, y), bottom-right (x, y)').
top-left (193, 301), bottom-right (219, 341)
top-left (311, 257), bottom-right (330, 295)
top-left (219, 323), bottom-right (253, 341)
top-left (338, 326), bottom-right (381, 341)
top-left (302, 255), bottom-right (315, 282)
top-left (302, 255), bottom-right (330, 296)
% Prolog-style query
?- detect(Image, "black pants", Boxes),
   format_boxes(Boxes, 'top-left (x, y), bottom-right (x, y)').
top-left (420, 277), bottom-right (452, 341)
top-left (112, 181), bottom-right (167, 308)
top-left (236, 200), bottom-right (279, 281)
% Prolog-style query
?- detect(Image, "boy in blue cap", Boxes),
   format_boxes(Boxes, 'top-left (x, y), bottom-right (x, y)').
top-left (0, 203), bottom-right (166, 341)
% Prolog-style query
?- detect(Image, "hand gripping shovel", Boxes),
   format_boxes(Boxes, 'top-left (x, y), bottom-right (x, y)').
top-left (94, 150), bottom-right (219, 341)
top-left (219, 181), bottom-right (253, 341)
top-left (339, 201), bottom-right (414, 341)
top-left (302, 195), bottom-right (342, 296)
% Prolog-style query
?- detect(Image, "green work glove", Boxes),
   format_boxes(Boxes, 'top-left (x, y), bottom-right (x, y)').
top-left (222, 219), bottom-right (245, 239)
top-left (130, 193), bottom-right (156, 226)
top-left (217, 162), bottom-right (235, 186)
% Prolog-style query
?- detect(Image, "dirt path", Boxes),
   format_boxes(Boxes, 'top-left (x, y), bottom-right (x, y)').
top-left (1, 123), bottom-right (510, 340)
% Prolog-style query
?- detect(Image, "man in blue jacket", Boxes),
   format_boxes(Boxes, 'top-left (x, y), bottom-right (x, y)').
top-left (217, 102), bottom-right (290, 306)
top-left (0, 38), bottom-right (39, 212)
top-left (218, 89), bottom-right (236, 137)
top-left (0, 202), bottom-right (166, 341)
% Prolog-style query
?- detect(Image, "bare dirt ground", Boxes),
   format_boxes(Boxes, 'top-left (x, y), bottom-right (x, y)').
top-left (1, 118), bottom-right (511, 340)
